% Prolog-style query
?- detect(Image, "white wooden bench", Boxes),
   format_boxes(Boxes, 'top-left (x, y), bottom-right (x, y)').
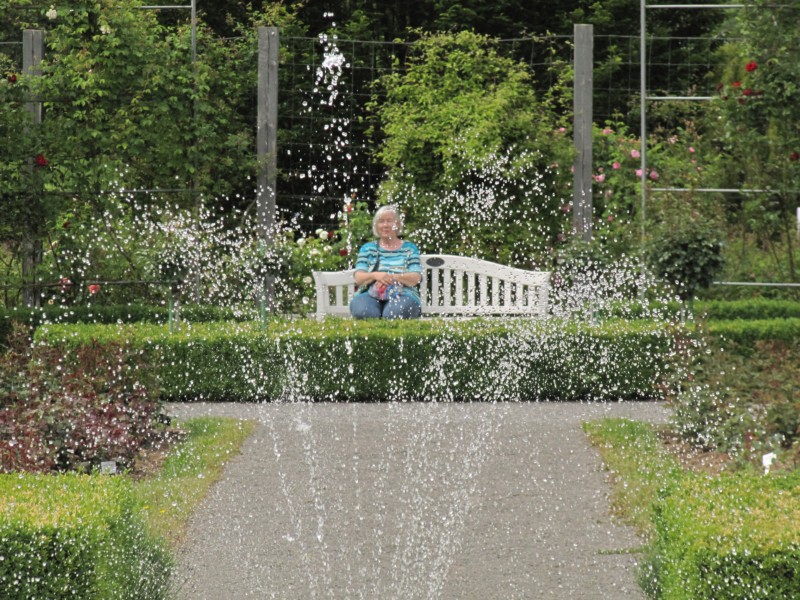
top-left (312, 254), bottom-right (550, 320)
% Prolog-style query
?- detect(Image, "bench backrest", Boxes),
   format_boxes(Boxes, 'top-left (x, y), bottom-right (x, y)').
top-left (312, 254), bottom-right (550, 320)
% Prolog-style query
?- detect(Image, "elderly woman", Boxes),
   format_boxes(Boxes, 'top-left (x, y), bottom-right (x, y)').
top-left (350, 205), bottom-right (423, 319)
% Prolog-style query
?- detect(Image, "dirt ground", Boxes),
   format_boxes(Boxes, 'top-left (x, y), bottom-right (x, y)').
top-left (167, 401), bottom-right (670, 600)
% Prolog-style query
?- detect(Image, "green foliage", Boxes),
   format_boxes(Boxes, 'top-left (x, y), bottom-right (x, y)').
top-left (586, 418), bottom-right (800, 600)
top-left (36, 317), bottom-right (681, 402)
top-left (699, 299), bottom-right (800, 321)
top-left (647, 213), bottom-right (725, 302)
top-left (0, 303), bottom-right (245, 348)
top-left (371, 30), bottom-right (573, 267)
top-left (671, 326), bottom-right (800, 457)
top-left (270, 200), bottom-right (374, 314)
top-left (706, 318), bottom-right (800, 346)
top-left (583, 418), bottom-right (684, 534)
top-left (0, 472), bottom-right (171, 599)
top-left (647, 472), bottom-right (800, 599)
top-left (0, 1), bottom-right (306, 307)
top-left (706, 0), bottom-right (800, 282)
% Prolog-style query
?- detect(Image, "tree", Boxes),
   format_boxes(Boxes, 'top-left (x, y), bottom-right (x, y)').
top-left (372, 31), bottom-right (572, 267)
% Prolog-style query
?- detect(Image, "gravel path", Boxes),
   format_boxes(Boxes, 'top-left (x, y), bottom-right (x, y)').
top-left (167, 401), bottom-right (669, 600)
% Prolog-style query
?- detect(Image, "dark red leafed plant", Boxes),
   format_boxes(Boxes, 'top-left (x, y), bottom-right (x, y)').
top-left (1, 322), bottom-right (177, 473)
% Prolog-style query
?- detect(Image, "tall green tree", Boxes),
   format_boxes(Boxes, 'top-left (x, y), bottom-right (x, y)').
top-left (372, 30), bottom-right (572, 267)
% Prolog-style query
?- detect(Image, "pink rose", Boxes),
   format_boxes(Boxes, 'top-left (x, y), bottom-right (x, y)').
top-left (612, 161), bottom-right (621, 170)
top-left (649, 170), bottom-right (660, 181)
top-left (630, 149), bottom-right (640, 159)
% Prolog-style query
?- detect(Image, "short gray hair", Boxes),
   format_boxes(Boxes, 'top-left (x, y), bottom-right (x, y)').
top-left (372, 205), bottom-right (404, 238)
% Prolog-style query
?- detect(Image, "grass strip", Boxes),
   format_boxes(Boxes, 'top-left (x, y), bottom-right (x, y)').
top-left (133, 417), bottom-right (255, 549)
top-left (583, 417), bottom-right (684, 535)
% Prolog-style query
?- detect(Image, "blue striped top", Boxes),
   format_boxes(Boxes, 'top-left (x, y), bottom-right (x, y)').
top-left (354, 240), bottom-right (422, 303)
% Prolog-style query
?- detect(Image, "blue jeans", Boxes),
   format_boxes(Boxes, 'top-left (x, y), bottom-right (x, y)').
top-left (350, 293), bottom-right (422, 320)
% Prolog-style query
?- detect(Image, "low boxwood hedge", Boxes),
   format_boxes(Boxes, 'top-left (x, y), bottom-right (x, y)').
top-left (648, 471), bottom-right (800, 599)
top-left (0, 473), bottom-right (171, 599)
top-left (587, 418), bottom-right (800, 600)
top-left (0, 304), bottom-right (247, 347)
top-left (706, 318), bottom-right (800, 346)
top-left (36, 317), bottom-right (682, 402)
top-left (697, 298), bottom-right (800, 321)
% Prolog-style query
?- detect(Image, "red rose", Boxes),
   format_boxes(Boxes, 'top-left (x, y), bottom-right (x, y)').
top-left (745, 61), bottom-right (758, 72)
top-left (338, 248), bottom-right (348, 257)
top-left (34, 153), bottom-right (48, 166)
top-left (743, 88), bottom-right (752, 96)
top-left (790, 152), bottom-right (800, 162)
top-left (88, 284), bottom-right (101, 295)
top-left (327, 230), bottom-right (335, 240)
top-left (732, 81), bottom-right (741, 88)
top-left (7, 74), bottom-right (17, 84)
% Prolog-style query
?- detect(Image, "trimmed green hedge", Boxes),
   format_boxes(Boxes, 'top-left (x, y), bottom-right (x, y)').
top-left (706, 318), bottom-right (800, 346)
top-left (0, 473), bottom-right (171, 599)
top-left (649, 471), bottom-right (800, 599)
top-left (586, 418), bottom-right (800, 600)
top-left (36, 317), bottom-right (681, 402)
top-left (0, 303), bottom-right (247, 347)
top-left (698, 298), bottom-right (800, 321)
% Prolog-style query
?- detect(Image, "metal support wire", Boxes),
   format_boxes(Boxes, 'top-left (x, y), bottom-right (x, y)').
top-left (639, 0), bottom-right (780, 233)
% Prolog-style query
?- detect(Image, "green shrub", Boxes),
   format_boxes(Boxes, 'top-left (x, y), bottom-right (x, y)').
top-left (706, 318), bottom-right (800, 346)
top-left (586, 418), bottom-right (800, 600)
top-left (0, 473), bottom-right (171, 599)
top-left (647, 471), bottom-right (800, 599)
top-left (0, 303), bottom-right (246, 348)
top-left (35, 317), bottom-right (682, 402)
top-left (670, 332), bottom-right (800, 455)
top-left (647, 216), bottom-right (725, 304)
top-left (697, 299), bottom-right (800, 321)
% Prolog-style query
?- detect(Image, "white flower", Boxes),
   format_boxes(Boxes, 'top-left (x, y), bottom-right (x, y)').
top-left (297, 238), bottom-right (306, 246)
top-left (45, 6), bottom-right (58, 20)
top-left (318, 230), bottom-right (328, 240)
top-left (99, 24), bottom-right (112, 35)
top-left (302, 276), bottom-right (313, 284)
top-left (323, 245), bottom-right (332, 253)
top-left (310, 248), bottom-right (320, 256)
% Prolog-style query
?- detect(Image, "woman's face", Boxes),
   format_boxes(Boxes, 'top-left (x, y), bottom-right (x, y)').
top-left (376, 212), bottom-right (400, 238)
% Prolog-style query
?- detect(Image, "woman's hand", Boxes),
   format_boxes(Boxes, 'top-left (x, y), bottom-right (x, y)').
top-left (354, 270), bottom-right (421, 287)
top-left (373, 271), bottom-right (397, 285)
